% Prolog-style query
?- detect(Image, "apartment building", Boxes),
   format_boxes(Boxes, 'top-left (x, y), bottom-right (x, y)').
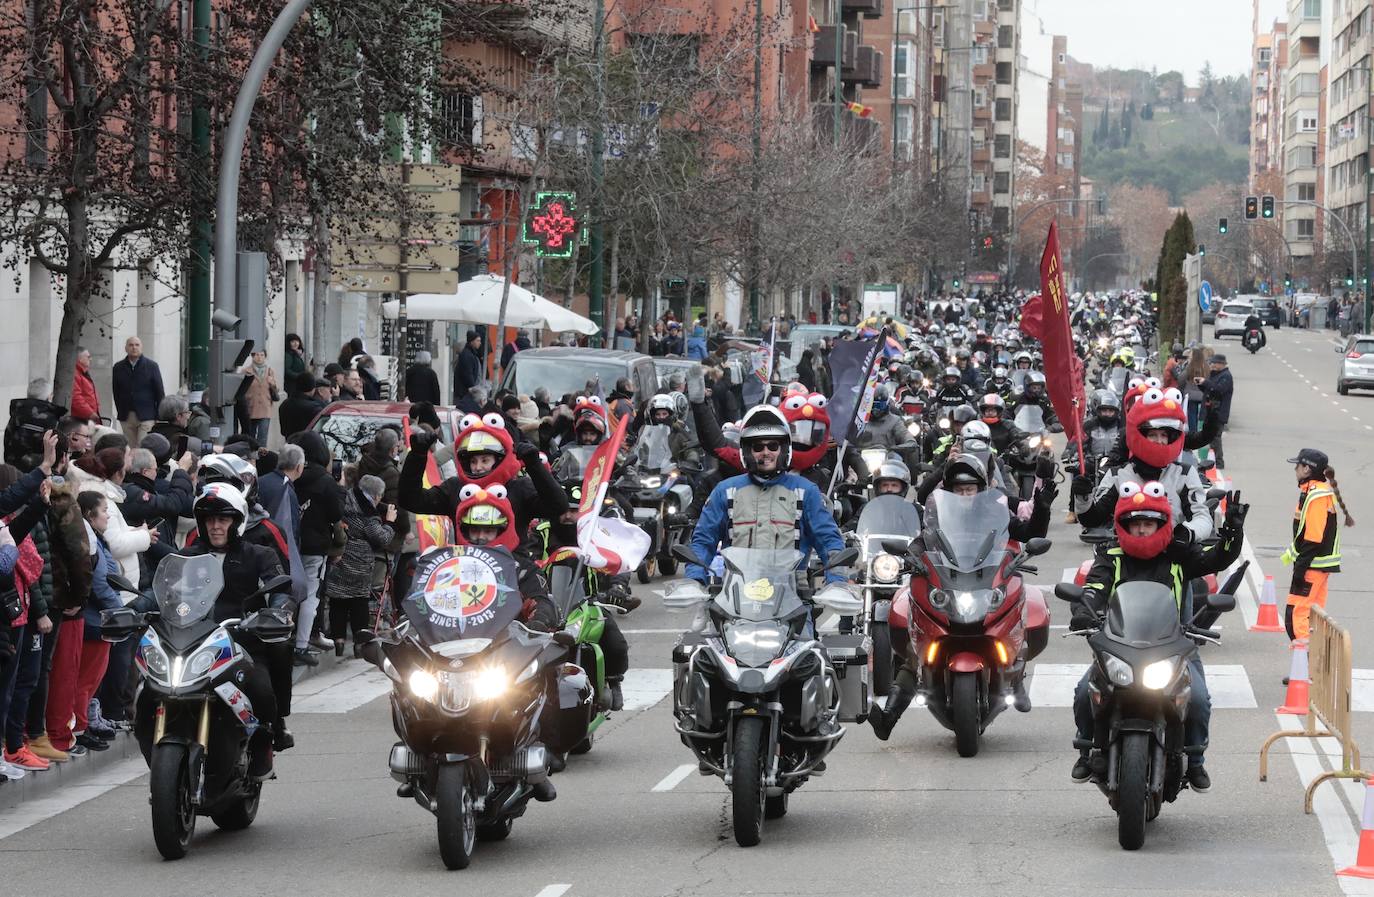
top-left (1324, 0), bottom-right (1372, 250)
top-left (861, 0), bottom-right (934, 171)
top-left (991, 0), bottom-right (1020, 237)
top-left (1283, 0), bottom-right (1325, 258)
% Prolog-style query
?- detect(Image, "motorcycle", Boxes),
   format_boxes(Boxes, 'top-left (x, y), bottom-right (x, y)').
top-left (849, 495), bottom-right (923, 696)
top-left (1055, 579), bottom-right (1237, 850)
top-left (664, 544), bottom-right (863, 847)
top-left (362, 545), bottom-right (591, 869)
top-left (544, 561), bottom-right (631, 759)
top-left (1010, 404), bottom-right (1050, 501)
top-left (888, 491), bottom-right (1052, 756)
top-left (625, 424), bottom-right (698, 581)
top-left (1244, 326), bottom-right (1264, 354)
top-left (99, 554), bottom-right (294, 860)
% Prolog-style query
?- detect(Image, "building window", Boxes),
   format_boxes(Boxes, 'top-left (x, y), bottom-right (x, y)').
top-left (1057, 152), bottom-right (1074, 168)
top-left (1296, 218), bottom-right (1315, 237)
top-left (436, 92), bottom-right (478, 146)
top-left (972, 128), bottom-right (986, 149)
top-left (894, 41), bottom-right (916, 98)
top-left (994, 133), bottom-right (1011, 156)
top-left (996, 62), bottom-right (1013, 84)
top-left (1304, 0), bottom-right (1320, 19)
top-left (972, 171), bottom-right (987, 193)
top-left (932, 12), bottom-right (943, 46)
top-left (1299, 183), bottom-right (1317, 201)
top-left (972, 45), bottom-right (989, 65)
top-left (998, 0), bottom-right (1014, 10)
top-left (974, 87), bottom-right (987, 108)
top-left (972, 0), bottom-right (988, 18)
top-left (1301, 114), bottom-right (1318, 132)
top-left (994, 172), bottom-right (1010, 193)
top-left (997, 25), bottom-right (1013, 48)
top-left (995, 98), bottom-right (1012, 120)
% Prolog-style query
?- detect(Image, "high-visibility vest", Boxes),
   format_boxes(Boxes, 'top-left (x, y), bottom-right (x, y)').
top-left (1290, 483), bottom-right (1342, 569)
top-left (1107, 546), bottom-right (1185, 608)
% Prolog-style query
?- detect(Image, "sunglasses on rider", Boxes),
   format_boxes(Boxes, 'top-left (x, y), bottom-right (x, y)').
top-left (751, 440), bottom-right (783, 452)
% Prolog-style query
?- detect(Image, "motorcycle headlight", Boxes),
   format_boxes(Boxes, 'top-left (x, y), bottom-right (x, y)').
top-left (954, 591), bottom-right (978, 617)
top-left (472, 666), bottom-right (509, 701)
top-left (1103, 655), bottom-right (1134, 687)
top-left (907, 421), bottom-right (922, 438)
top-left (928, 588), bottom-right (951, 609)
top-left (1141, 658), bottom-right (1177, 690)
top-left (938, 417), bottom-right (951, 430)
top-left (409, 669), bottom-right (440, 702)
top-left (871, 553), bottom-right (902, 583)
top-left (140, 639), bottom-right (170, 682)
top-left (724, 621), bottom-right (788, 668)
top-left (1027, 435), bottom-right (1042, 449)
top-left (641, 475), bottom-right (662, 489)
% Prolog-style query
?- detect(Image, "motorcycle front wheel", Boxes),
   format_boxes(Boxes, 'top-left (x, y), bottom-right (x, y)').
top-left (435, 764), bottom-right (477, 870)
top-left (1117, 732), bottom-right (1150, 851)
top-left (951, 671), bottom-right (981, 758)
top-left (731, 716), bottom-right (768, 847)
top-left (636, 556), bottom-right (657, 584)
top-left (149, 743), bottom-right (196, 860)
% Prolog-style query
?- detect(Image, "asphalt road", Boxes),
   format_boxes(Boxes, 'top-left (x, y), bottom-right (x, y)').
top-left (2, 325), bottom-right (1371, 896)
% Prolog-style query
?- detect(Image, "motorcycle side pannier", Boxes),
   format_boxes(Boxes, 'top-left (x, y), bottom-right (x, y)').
top-left (821, 633), bottom-right (870, 722)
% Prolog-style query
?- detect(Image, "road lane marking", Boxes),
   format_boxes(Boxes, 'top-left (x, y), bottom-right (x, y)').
top-left (651, 763), bottom-right (697, 792)
top-left (623, 629), bottom-right (688, 634)
top-left (1028, 663), bottom-right (1256, 708)
top-left (0, 758), bottom-right (146, 840)
top-left (620, 668), bottom-right (674, 712)
top-left (294, 668), bottom-right (392, 714)
top-left (533, 886), bottom-right (572, 897)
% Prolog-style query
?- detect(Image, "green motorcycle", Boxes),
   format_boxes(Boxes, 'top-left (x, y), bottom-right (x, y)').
top-left (546, 564), bottom-right (629, 757)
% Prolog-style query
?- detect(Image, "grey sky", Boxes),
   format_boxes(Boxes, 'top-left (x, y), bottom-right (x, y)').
top-left (1026, 0), bottom-right (1285, 84)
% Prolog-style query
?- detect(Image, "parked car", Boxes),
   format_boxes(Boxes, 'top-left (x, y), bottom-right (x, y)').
top-left (1336, 334), bottom-right (1374, 395)
top-left (1212, 300), bottom-right (1255, 339)
top-left (498, 346), bottom-right (658, 406)
top-left (1252, 296), bottom-right (1282, 329)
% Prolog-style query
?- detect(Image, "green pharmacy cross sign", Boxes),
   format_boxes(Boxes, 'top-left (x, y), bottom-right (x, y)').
top-left (523, 192), bottom-right (580, 258)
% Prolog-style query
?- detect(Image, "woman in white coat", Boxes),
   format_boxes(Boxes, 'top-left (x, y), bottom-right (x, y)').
top-left (71, 446), bottom-right (153, 594)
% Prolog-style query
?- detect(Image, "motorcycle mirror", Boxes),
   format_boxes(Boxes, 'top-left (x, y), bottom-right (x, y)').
top-left (672, 544), bottom-right (705, 567)
top-left (880, 538), bottom-right (912, 555)
top-left (827, 547), bottom-right (860, 569)
top-left (552, 630), bottom-right (578, 648)
top-left (1054, 583), bottom-right (1086, 603)
top-left (1023, 537), bottom-right (1052, 557)
top-left (1204, 591), bottom-right (1237, 614)
top-left (105, 573), bottom-right (139, 595)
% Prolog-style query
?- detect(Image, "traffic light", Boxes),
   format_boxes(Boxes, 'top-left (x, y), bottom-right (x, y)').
top-left (982, 235), bottom-right (994, 250)
top-left (1346, 270), bottom-right (1355, 287)
top-left (1218, 217), bottom-right (1228, 234)
top-left (1245, 196), bottom-right (1258, 220)
top-left (952, 275), bottom-right (962, 288)
top-left (1198, 244), bottom-right (1205, 256)
top-left (1262, 195), bottom-right (1275, 219)
top-left (1284, 272), bottom-right (1293, 288)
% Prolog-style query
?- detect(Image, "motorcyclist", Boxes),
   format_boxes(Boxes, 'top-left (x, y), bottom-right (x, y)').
top-left (932, 365), bottom-right (978, 413)
top-left (1067, 389), bottom-right (1124, 476)
top-left (1069, 481), bottom-right (1248, 792)
top-left (857, 386), bottom-right (919, 473)
top-left (1011, 371), bottom-right (1063, 432)
top-left (872, 457), bottom-right (912, 497)
top-left (688, 404), bottom-right (846, 593)
top-left (645, 393), bottom-right (703, 469)
top-left (987, 366), bottom-right (1014, 401)
top-left (401, 410), bottom-right (569, 537)
top-left (1074, 386), bottom-right (1215, 551)
top-left (1243, 311), bottom-right (1267, 348)
top-left (194, 454), bottom-right (292, 568)
top-left (976, 393), bottom-right (1030, 456)
top-left (955, 348), bottom-right (983, 391)
top-left (869, 454), bottom-right (1046, 739)
top-left (176, 484), bottom-right (296, 764)
top-left (923, 403), bottom-right (979, 467)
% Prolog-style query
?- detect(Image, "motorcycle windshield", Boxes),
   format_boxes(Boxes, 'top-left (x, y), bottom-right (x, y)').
top-left (553, 445), bottom-right (597, 484)
top-left (1014, 404), bottom-right (1045, 434)
top-left (856, 494), bottom-right (922, 558)
top-left (1107, 368), bottom-right (1129, 395)
top-left (152, 555), bottom-right (224, 629)
top-left (1105, 581), bottom-right (1181, 646)
top-left (717, 547), bottom-right (806, 621)
top-left (547, 562), bottom-right (587, 622)
top-left (403, 546), bottom-right (523, 646)
top-left (921, 490), bottom-right (1011, 576)
top-left (637, 425), bottom-right (674, 472)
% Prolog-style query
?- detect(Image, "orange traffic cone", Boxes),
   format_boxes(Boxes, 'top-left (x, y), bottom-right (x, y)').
top-left (1277, 640), bottom-right (1310, 715)
top-left (1250, 575), bottom-right (1285, 633)
top-left (1339, 778), bottom-right (1374, 878)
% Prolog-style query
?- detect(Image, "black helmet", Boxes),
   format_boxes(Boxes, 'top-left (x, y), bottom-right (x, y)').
top-left (739, 404), bottom-right (791, 483)
top-left (951, 404), bottom-right (979, 426)
top-left (943, 365), bottom-right (961, 383)
top-left (942, 455), bottom-right (988, 492)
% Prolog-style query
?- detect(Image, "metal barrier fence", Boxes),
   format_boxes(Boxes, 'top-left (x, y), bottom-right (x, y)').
top-left (1260, 606), bottom-right (1368, 812)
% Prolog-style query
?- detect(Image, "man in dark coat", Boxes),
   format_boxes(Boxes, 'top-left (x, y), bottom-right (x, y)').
top-left (403, 350), bottom-right (443, 404)
top-left (454, 329), bottom-right (484, 398)
top-left (111, 336), bottom-right (165, 445)
top-left (1200, 353), bottom-right (1234, 470)
top-left (279, 372), bottom-right (328, 438)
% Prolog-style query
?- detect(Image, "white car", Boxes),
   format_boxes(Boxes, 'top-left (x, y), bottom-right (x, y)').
top-left (1213, 301), bottom-right (1255, 339)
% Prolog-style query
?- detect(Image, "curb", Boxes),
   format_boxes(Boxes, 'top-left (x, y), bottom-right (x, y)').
top-left (0, 650), bottom-right (344, 812)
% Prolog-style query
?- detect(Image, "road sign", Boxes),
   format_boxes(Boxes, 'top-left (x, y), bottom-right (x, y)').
top-left (334, 268), bottom-right (458, 295)
top-left (1199, 280), bottom-right (1213, 312)
top-left (329, 163), bottom-right (462, 293)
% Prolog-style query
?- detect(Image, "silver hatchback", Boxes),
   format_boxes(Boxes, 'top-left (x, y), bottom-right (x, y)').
top-left (1336, 334), bottom-right (1374, 394)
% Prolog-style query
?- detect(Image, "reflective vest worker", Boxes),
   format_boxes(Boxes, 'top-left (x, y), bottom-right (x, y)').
top-left (1279, 448), bottom-right (1354, 641)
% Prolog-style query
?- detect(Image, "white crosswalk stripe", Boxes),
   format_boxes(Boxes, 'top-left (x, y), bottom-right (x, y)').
top-left (1029, 663), bottom-right (1258, 708)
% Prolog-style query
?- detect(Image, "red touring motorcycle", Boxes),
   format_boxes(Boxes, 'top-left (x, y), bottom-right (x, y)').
top-left (888, 490), bottom-right (1051, 757)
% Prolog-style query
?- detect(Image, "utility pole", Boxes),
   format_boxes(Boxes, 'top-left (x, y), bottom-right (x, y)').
top-left (749, 0), bottom-right (762, 327)
top-left (588, 0), bottom-right (606, 344)
top-left (829, 0), bottom-right (841, 324)
top-left (187, 0), bottom-right (211, 391)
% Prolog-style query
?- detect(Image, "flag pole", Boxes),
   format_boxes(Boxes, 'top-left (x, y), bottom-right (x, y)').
top-left (825, 327), bottom-right (887, 499)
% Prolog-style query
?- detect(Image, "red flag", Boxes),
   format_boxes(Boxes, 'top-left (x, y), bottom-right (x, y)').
top-left (1034, 222), bottom-right (1086, 466)
top-left (574, 414), bottom-right (650, 574)
top-left (578, 413), bottom-right (630, 516)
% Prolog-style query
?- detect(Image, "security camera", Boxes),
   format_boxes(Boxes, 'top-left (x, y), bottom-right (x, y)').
top-left (211, 309), bottom-right (241, 331)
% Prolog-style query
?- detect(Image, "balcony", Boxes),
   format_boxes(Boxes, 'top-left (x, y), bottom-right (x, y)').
top-left (843, 46), bottom-right (883, 88)
top-left (811, 25), bottom-right (857, 70)
top-left (812, 103), bottom-right (881, 152)
top-left (843, 0), bottom-right (883, 18)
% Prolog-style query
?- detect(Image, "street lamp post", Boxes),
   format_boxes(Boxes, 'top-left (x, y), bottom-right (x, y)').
top-left (1006, 197), bottom-right (1086, 286)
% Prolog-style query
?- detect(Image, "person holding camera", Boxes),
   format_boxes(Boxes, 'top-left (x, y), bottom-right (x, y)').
top-left (324, 474), bottom-right (395, 657)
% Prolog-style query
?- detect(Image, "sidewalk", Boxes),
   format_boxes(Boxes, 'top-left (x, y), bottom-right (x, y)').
top-left (0, 650), bottom-right (343, 813)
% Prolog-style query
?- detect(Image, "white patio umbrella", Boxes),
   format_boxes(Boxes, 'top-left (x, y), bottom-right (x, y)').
top-left (381, 274), bottom-right (599, 335)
